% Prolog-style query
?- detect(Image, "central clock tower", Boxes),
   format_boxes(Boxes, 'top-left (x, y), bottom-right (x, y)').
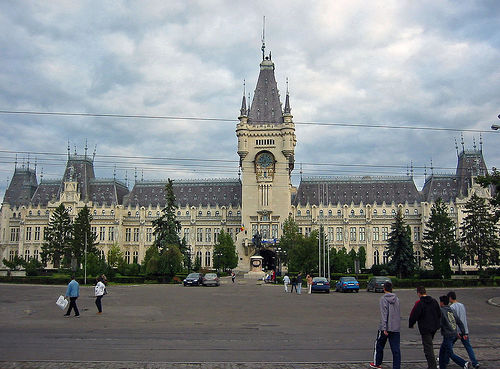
top-left (235, 52), bottom-right (296, 271)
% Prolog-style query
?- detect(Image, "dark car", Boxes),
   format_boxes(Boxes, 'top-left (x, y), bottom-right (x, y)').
top-left (367, 276), bottom-right (392, 293)
top-left (183, 272), bottom-right (203, 286)
top-left (335, 276), bottom-right (360, 293)
top-left (202, 273), bottom-right (220, 287)
top-left (311, 277), bottom-right (330, 293)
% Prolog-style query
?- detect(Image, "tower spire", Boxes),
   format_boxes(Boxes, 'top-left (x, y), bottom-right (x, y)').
top-left (240, 80), bottom-right (247, 117)
top-left (261, 16), bottom-right (266, 60)
top-left (284, 77), bottom-right (291, 115)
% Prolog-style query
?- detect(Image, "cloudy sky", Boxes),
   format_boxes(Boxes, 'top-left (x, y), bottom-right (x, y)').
top-left (1, 1), bottom-right (499, 201)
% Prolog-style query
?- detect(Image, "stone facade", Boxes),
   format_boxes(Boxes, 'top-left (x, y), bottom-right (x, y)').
top-left (0, 51), bottom-right (495, 273)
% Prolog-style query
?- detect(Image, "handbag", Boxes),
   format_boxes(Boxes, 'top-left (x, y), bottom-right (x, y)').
top-left (56, 295), bottom-right (68, 310)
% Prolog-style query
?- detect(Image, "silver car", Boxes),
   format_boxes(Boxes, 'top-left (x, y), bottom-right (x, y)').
top-left (202, 273), bottom-right (220, 287)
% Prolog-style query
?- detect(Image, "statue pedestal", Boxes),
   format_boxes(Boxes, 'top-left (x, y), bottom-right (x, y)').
top-left (244, 255), bottom-right (265, 280)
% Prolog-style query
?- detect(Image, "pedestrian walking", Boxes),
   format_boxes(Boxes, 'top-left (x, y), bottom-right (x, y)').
top-left (231, 271), bottom-right (236, 283)
top-left (94, 276), bottom-right (106, 314)
top-left (283, 274), bottom-right (290, 292)
top-left (438, 295), bottom-right (470, 369)
top-left (409, 286), bottom-right (441, 369)
top-left (296, 272), bottom-right (303, 294)
top-left (290, 275), bottom-right (297, 293)
top-left (447, 291), bottom-right (480, 368)
top-left (64, 275), bottom-right (80, 317)
top-left (306, 274), bottom-right (313, 294)
top-left (370, 281), bottom-right (401, 369)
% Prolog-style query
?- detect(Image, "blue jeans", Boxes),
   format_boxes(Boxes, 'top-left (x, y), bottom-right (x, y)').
top-left (439, 336), bottom-right (466, 369)
top-left (453, 335), bottom-right (478, 366)
top-left (297, 283), bottom-right (302, 294)
top-left (373, 330), bottom-right (401, 369)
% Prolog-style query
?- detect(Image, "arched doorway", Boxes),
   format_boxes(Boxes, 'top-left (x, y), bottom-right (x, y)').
top-left (259, 248), bottom-right (276, 272)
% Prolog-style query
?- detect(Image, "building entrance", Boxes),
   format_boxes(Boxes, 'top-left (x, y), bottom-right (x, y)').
top-left (259, 249), bottom-right (276, 272)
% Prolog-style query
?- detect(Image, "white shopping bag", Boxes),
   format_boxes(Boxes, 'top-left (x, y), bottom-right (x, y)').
top-left (56, 295), bottom-right (68, 310)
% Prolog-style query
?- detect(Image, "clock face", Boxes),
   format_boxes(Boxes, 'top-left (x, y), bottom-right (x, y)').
top-left (257, 153), bottom-right (274, 168)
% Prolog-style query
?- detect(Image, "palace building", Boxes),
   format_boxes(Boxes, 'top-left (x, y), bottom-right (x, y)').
top-left (0, 48), bottom-right (493, 273)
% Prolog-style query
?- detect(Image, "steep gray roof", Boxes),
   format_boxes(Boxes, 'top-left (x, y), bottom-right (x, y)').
top-left (421, 175), bottom-right (460, 202)
top-left (89, 179), bottom-right (129, 206)
top-left (2, 167), bottom-right (38, 207)
top-left (62, 155), bottom-right (95, 201)
top-left (294, 176), bottom-right (422, 206)
top-left (248, 57), bottom-right (284, 125)
top-left (124, 179), bottom-right (242, 208)
top-left (31, 180), bottom-right (61, 206)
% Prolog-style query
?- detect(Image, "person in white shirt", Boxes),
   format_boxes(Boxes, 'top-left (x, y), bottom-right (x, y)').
top-left (94, 276), bottom-right (106, 314)
top-left (447, 291), bottom-right (480, 368)
top-left (283, 274), bottom-right (290, 292)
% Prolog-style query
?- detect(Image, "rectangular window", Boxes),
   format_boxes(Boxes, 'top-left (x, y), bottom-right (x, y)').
top-left (359, 227), bottom-right (365, 242)
top-left (261, 224), bottom-right (270, 239)
top-left (125, 251), bottom-right (131, 264)
top-left (108, 226), bottom-right (114, 241)
top-left (146, 228), bottom-right (153, 243)
top-left (304, 227), bottom-right (311, 237)
top-left (133, 228), bottom-right (139, 242)
top-left (196, 228), bottom-right (203, 242)
top-left (413, 227), bottom-right (420, 241)
top-left (125, 228), bottom-right (131, 242)
top-left (133, 251), bottom-right (139, 264)
top-left (43, 227), bottom-right (47, 240)
top-left (34, 249), bottom-right (39, 261)
top-left (298, 227), bottom-right (303, 235)
top-left (336, 227), bottom-right (343, 241)
top-left (350, 227), bottom-right (356, 241)
top-left (205, 228), bottom-right (211, 243)
top-left (382, 227), bottom-right (389, 241)
top-left (214, 228), bottom-right (220, 243)
top-left (228, 228), bottom-right (234, 240)
top-left (34, 226), bottom-right (41, 241)
top-left (91, 227), bottom-right (97, 238)
top-left (10, 228), bottom-right (19, 242)
top-left (328, 227), bottom-right (334, 242)
top-left (184, 228), bottom-right (190, 242)
top-left (272, 224), bottom-right (278, 239)
top-left (26, 227), bottom-right (32, 241)
top-left (100, 227), bottom-right (106, 241)
top-left (373, 227), bottom-right (380, 241)
top-left (252, 224), bottom-right (258, 236)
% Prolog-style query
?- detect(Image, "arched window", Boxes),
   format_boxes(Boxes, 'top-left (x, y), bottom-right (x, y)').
top-left (102, 210), bottom-right (106, 215)
top-left (205, 251), bottom-right (211, 267)
top-left (382, 209), bottom-right (387, 215)
top-left (297, 210), bottom-right (301, 216)
top-left (34, 249), bottom-right (39, 261)
top-left (207, 211), bottom-right (211, 216)
top-left (24, 249), bottom-right (30, 261)
top-left (383, 250), bottom-right (389, 264)
top-left (306, 210), bottom-right (310, 215)
top-left (414, 209), bottom-right (418, 215)
top-left (133, 251), bottom-right (139, 264)
top-left (37, 210), bottom-right (41, 216)
top-left (405, 209), bottom-right (409, 215)
top-left (215, 211), bottom-right (220, 216)
top-left (373, 250), bottom-right (380, 265)
top-left (319, 210), bottom-right (324, 217)
top-left (199, 211), bottom-right (203, 216)
top-left (29, 211), bottom-right (32, 216)
top-left (111, 210), bottom-right (115, 215)
top-left (125, 251), bottom-right (131, 264)
top-left (450, 207), bottom-right (454, 214)
top-left (351, 209), bottom-right (355, 215)
top-left (94, 210), bottom-right (97, 215)
top-left (328, 210), bottom-right (333, 216)
top-left (360, 209), bottom-right (364, 215)
top-left (128, 211), bottom-right (132, 216)
top-left (392, 209), bottom-right (396, 215)
top-left (228, 211), bottom-right (233, 216)
top-left (135, 211), bottom-right (139, 217)
top-left (373, 209), bottom-right (377, 215)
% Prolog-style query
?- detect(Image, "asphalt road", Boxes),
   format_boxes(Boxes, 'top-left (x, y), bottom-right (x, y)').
top-left (0, 280), bottom-right (498, 367)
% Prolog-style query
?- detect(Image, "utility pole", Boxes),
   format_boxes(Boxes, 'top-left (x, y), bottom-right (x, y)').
top-left (84, 232), bottom-right (87, 285)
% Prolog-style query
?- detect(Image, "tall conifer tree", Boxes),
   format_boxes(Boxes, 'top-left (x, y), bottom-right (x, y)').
top-left (41, 204), bottom-right (73, 268)
top-left (72, 205), bottom-right (99, 269)
top-left (421, 198), bottom-right (461, 278)
top-left (387, 209), bottom-right (415, 278)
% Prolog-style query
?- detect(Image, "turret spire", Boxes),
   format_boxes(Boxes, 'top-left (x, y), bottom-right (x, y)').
top-left (284, 77), bottom-right (291, 115)
top-left (240, 80), bottom-right (247, 117)
top-left (261, 16), bottom-right (266, 60)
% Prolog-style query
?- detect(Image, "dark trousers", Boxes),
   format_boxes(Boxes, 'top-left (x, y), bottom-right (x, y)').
top-left (373, 330), bottom-right (401, 369)
top-left (421, 332), bottom-right (438, 369)
top-left (95, 295), bottom-right (103, 313)
top-left (439, 336), bottom-right (466, 369)
top-left (290, 283), bottom-right (297, 293)
top-left (65, 297), bottom-right (79, 316)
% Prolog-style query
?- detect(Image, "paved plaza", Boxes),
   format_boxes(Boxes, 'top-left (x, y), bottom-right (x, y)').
top-left (0, 279), bottom-right (498, 368)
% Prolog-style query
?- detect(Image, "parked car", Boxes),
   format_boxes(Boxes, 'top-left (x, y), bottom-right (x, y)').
top-left (183, 272), bottom-right (203, 286)
top-left (335, 276), bottom-right (360, 293)
top-left (367, 276), bottom-right (392, 292)
top-left (311, 277), bottom-right (330, 293)
top-left (202, 273), bottom-right (220, 287)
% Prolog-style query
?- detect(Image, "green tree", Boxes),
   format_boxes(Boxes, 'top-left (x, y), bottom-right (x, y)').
top-left (213, 230), bottom-right (238, 272)
top-left (144, 245), bottom-right (161, 276)
top-left (86, 253), bottom-right (107, 278)
top-left (461, 194), bottom-right (500, 270)
top-left (330, 247), bottom-right (350, 273)
top-left (287, 230), bottom-right (318, 274)
top-left (2, 255), bottom-right (25, 271)
top-left (387, 209), bottom-right (416, 278)
top-left (476, 168), bottom-right (500, 222)
top-left (278, 216), bottom-right (301, 266)
top-left (193, 254), bottom-right (202, 272)
top-left (158, 245), bottom-right (183, 279)
top-left (153, 179), bottom-right (182, 252)
top-left (358, 246), bottom-right (367, 269)
top-left (41, 204), bottom-right (73, 268)
top-left (107, 243), bottom-right (125, 268)
top-left (72, 205), bottom-right (99, 270)
top-left (421, 198), bottom-right (461, 278)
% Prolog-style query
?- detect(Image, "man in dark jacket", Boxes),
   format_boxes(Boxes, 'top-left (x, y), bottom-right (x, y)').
top-left (438, 295), bottom-right (470, 369)
top-left (409, 286), bottom-right (441, 369)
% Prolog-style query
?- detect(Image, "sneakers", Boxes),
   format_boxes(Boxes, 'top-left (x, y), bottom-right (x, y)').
top-left (369, 363), bottom-right (382, 369)
top-left (473, 364), bottom-right (480, 368)
top-left (464, 362), bottom-right (470, 369)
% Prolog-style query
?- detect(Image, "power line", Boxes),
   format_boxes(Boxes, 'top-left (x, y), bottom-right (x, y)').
top-left (0, 109), bottom-right (495, 133)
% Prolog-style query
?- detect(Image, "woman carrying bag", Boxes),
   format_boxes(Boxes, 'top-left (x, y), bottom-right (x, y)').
top-left (94, 276), bottom-right (106, 314)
